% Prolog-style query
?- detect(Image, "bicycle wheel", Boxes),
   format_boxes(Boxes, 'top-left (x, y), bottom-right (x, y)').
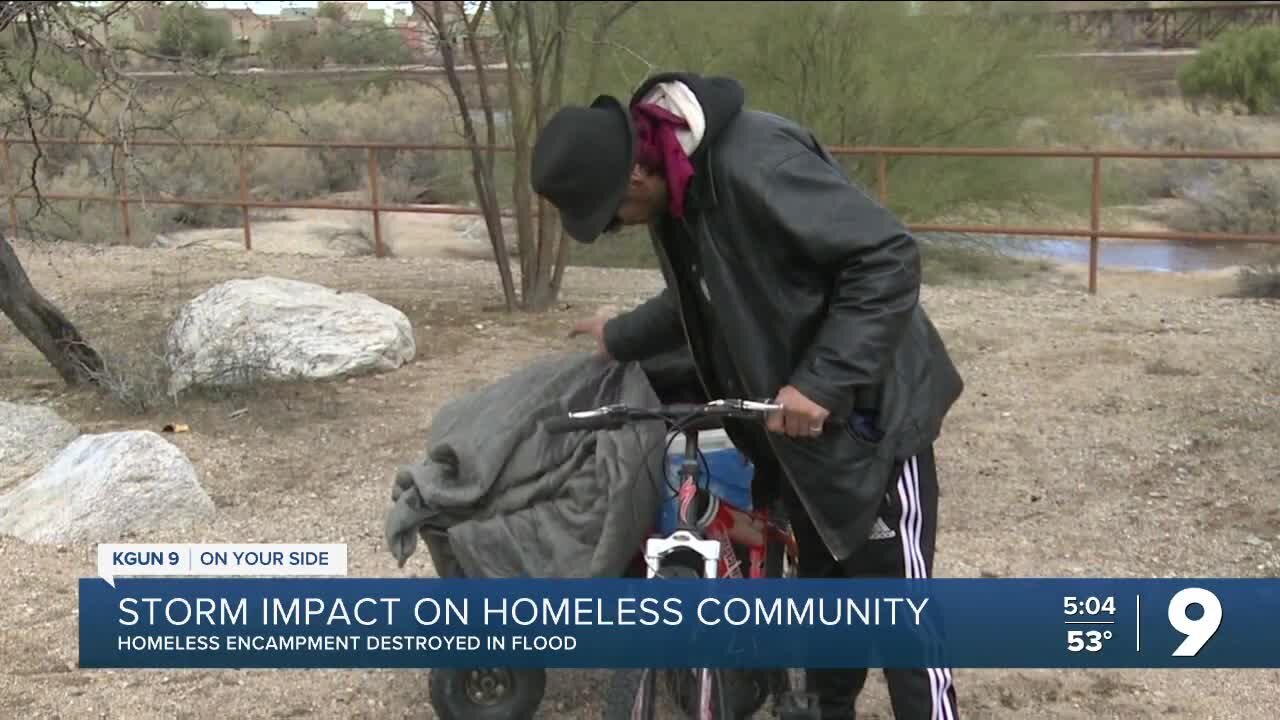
top-left (601, 667), bottom-right (659, 720)
top-left (665, 667), bottom-right (764, 720)
top-left (602, 667), bottom-right (740, 720)
top-left (764, 514), bottom-right (821, 718)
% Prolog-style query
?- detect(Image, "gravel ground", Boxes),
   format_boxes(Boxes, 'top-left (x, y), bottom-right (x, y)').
top-left (0, 242), bottom-right (1277, 720)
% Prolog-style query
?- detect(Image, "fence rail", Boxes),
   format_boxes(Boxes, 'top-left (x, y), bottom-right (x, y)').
top-left (3, 136), bottom-right (1279, 295)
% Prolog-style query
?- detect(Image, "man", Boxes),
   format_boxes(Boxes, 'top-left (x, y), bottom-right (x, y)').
top-left (531, 72), bottom-right (964, 720)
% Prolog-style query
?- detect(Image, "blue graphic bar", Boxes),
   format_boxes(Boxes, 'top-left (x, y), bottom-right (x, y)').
top-left (77, 578), bottom-right (1280, 669)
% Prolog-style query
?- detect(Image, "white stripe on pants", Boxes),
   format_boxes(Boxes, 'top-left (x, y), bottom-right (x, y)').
top-left (895, 456), bottom-right (957, 720)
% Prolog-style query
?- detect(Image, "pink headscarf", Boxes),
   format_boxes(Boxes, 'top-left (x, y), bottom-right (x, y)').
top-left (631, 102), bottom-right (696, 218)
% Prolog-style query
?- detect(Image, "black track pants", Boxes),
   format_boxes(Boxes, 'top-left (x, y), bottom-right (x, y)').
top-left (784, 445), bottom-right (960, 720)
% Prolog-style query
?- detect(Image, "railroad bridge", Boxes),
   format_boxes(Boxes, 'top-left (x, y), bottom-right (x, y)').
top-left (1033, 2), bottom-right (1280, 50)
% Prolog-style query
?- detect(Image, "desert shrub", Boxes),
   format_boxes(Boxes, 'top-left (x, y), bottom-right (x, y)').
top-left (260, 22), bottom-right (410, 69)
top-left (0, 26), bottom-right (97, 94)
top-left (1096, 100), bottom-right (1280, 237)
top-left (151, 2), bottom-right (235, 60)
top-left (571, 1), bottom-right (1110, 225)
top-left (559, 1), bottom-right (1103, 281)
top-left (1234, 255), bottom-right (1280, 299)
top-left (1178, 26), bottom-right (1280, 115)
top-left (248, 86), bottom-right (466, 204)
top-left (259, 26), bottom-right (329, 70)
top-left (1095, 98), bottom-right (1280, 238)
top-left (567, 223), bottom-right (1046, 285)
top-left (248, 148), bottom-right (331, 201)
top-left (2, 80), bottom-right (473, 242)
top-left (89, 341), bottom-right (178, 415)
top-left (328, 26), bottom-right (411, 67)
top-left (1095, 99), bottom-right (1245, 200)
top-left (1165, 164), bottom-right (1280, 235)
top-left (17, 159), bottom-right (157, 246)
top-left (128, 144), bottom-right (243, 232)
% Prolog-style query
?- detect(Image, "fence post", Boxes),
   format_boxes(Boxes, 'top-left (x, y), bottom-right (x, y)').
top-left (238, 144), bottom-right (252, 251)
top-left (1089, 154), bottom-right (1101, 295)
top-left (366, 147), bottom-right (384, 258)
top-left (876, 153), bottom-right (889, 205)
top-left (1, 141), bottom-right (18, 234)
top-left (113, 143), bottom-right (132, 244)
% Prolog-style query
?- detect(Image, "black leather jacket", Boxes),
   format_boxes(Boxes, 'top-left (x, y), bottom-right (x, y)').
top-left (604, 73), bottom-right (964, 562)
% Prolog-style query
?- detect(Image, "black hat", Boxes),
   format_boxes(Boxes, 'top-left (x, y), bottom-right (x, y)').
top-left (531, 94), bottom-right (635, 244)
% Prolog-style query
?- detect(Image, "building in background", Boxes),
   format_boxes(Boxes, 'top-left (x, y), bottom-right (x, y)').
top-left (54, 1), bottom-right (455, 68)
top-left (330, 1), bottom-right (388, 24)
top-left (205, 7), bottom-right (273, 53)
top-left (390, 3), bottom-right (502, 64)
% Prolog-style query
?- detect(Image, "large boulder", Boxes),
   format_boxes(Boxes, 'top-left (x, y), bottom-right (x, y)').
top-left (0, 431), bottom-right (215, 544)
top-left (0, 401), bottom-right (80, 493)
top-left (165, 276), bottom-right (416, 394)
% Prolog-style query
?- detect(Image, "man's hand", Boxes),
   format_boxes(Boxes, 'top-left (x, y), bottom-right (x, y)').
top-left (768, 385), bottom-right (830, 438)
top-left (569, 315), bottom-right (613, 360)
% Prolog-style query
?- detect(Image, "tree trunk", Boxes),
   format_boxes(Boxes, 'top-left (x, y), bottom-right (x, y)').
top-left (458, 5), bottom-right (519, 306)
top-left (0, 234), bottom-right (104, 385)
top-left (424, 0), bottom-right (516, 311)
top-left (522, 1), bottom-right (574, 312)
top-left (522, 3), bottom-right (553, 310)
top-left (533, 2), bottom-right (573, 311)
top-left (493, 1), bottom-right (536, 302)
top-left (549, 1), bottom-right (638, 306)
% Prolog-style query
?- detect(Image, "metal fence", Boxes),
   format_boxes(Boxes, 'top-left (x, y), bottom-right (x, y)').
top-left (3, 136), bottom-right (1280, 295)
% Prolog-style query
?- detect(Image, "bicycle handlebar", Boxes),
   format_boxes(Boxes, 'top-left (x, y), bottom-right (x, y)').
top-left (543, 399), bottom-right (784, 434)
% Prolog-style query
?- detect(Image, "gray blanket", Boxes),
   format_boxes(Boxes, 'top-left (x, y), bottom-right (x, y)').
top-left (384, 351), bottom-right (671, 579)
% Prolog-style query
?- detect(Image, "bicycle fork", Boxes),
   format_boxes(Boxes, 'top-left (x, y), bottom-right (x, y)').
top-left (631, 530), bottom-right (723, 720)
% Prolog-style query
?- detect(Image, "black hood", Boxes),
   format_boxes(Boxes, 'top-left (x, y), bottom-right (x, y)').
top-left (628, 72), bottom-right (745, 155)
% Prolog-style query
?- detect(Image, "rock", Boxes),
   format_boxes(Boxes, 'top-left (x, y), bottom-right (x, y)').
top-left (0, 402), bottom-right (80, 493)
top-left (0, 431), bottom-right (214, 544)
top-left (165, 277), bottom-right (416, 394)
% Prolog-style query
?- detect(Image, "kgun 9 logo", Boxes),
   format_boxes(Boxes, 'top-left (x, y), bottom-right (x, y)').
top-left (1167, 587), bottom-right (1222, 657)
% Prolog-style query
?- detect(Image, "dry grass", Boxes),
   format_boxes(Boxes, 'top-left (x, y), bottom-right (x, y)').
top-left (0, 242), bottom-right (1277, 719)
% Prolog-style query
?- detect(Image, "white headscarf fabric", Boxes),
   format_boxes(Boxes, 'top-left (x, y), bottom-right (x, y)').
top-left (638, 80), bottom-right (706, 156)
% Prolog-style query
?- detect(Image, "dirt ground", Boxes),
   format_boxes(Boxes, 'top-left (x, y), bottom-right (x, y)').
top-left (0, 240), bottom-right (1277, 720)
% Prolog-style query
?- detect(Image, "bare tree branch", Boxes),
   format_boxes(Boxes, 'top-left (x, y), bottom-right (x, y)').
top-left (414, 0), bottom-right (517, 309)
top-left (0, 0), bottom-right (347, 385)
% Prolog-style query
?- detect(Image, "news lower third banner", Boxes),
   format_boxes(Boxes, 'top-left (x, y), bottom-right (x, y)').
top-left (79, 548), bottom-right (1280, 670)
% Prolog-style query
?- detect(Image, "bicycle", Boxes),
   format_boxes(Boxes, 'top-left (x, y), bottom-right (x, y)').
top-left (544, 398), bottom-right (822, 720)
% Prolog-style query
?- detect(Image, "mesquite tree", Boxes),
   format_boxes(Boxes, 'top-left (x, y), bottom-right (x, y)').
top-left (0, 1), bottom-right (300, 385)
top-left (413, 1), bottom-right (637, 312)
top-left (0, 2), bottom-right (104, 384)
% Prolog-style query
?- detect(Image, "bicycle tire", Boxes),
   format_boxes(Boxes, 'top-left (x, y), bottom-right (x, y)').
top-left (665, 668), bottom-right (766, 720)
top-left (696, 668), bottom-right (743, 720)
top-left (601, 668), bottom-right (656, 720)
top-left (601, 668), bottom-right (742, 720)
